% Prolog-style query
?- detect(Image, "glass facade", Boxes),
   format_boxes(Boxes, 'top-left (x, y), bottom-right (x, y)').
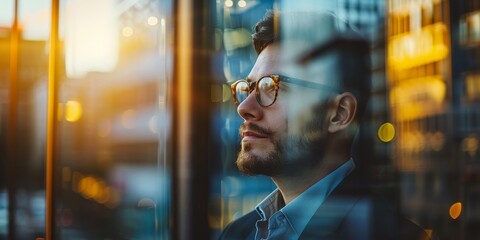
top-left (0, 0), bottom-right (479, 239)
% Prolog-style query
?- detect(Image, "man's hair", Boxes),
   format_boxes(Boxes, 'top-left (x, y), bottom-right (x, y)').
top-left (251, 10), bottom-right (371, 122)
top-left (252, 10), bottom-right (278, 54)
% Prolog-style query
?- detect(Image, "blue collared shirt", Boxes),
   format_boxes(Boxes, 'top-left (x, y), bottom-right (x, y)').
top-left (254, 159), bottom-right (356, 240)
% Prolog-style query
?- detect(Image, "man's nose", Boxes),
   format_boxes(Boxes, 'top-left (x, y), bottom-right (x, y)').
top-left (237, 93), bottom-right (263, 121)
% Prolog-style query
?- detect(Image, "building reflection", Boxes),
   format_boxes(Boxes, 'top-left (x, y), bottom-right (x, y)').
top-left (386, 0), bottom-right (479, 238)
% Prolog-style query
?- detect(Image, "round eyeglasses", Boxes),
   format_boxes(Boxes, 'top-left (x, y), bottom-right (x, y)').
top-left (231, 74), bottom-right (340, 107)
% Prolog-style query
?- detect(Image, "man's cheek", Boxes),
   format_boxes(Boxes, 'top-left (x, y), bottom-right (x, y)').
top-left (285, 90), bottom-right (321, 136)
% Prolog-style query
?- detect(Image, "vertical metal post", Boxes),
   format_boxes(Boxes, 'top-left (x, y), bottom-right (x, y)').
top-left (173, 0), bottom-right (213, 239)
top-left (46, 0), bottom-right (60, 239)
top-left (174, 0), bottom-right (194, 239)
top-left (7, 0), bottom-right (19, 238)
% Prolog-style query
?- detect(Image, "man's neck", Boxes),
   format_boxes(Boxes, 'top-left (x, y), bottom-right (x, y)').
top-left (271, 154), bottom-right (349, 204)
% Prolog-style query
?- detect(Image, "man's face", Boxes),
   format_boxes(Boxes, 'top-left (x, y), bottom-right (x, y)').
top-left (235, 44), bottom-right (332, 177)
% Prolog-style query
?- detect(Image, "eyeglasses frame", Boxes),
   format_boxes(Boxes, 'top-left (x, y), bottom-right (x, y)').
top-left (231, 74), bottom-right (340, 107)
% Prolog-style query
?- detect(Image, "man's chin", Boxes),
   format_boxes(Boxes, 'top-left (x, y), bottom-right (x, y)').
top-left (236, 149), bottom-right (282, 176)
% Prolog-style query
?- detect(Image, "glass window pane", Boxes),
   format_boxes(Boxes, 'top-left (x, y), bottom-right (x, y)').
top-left (54, 0), bottom-right (172, 238)
top-left (211, 1), bottom-right (480, 240)
top-left (0, 0), bottom-right (50, 239)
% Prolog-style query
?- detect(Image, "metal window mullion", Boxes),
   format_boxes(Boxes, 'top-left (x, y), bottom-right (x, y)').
top-left (7, 0), bottom-right (19, 238)
top-left (173, 0), bottom-right (212, 239)
top-left (46, 0), bottom-right (60, 239)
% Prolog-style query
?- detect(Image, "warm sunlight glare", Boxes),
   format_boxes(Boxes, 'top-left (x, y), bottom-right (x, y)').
top-left (65, 0), bottom-right (118, 78)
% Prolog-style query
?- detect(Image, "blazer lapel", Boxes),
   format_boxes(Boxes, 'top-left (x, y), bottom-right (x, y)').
top-left (299, 170), bottom-right (367, 239)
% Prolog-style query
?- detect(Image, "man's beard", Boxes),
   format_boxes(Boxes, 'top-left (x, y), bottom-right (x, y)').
top-left (236, 103), bottom-right (329, 177)
top-left (236, 135), bottom-right (283, 176)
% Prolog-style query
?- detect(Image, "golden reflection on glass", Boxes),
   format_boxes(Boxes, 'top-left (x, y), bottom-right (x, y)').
top-left (214, 83), bottom-right (233, 104)
top-left (390, 76), bottom-right (446, 121)
top-left (98, 187), bottom-right (112, 204)
top-left (449, 202), bottom-right (462, 220)
top-left (223, 84), bottom-right (232, 102)
top-left (65, 100), bottom-right (83, 122)
top-left (76, 175), bottom-right (118, 207)
top-left (79, 176), bottom-right (95, 199)
top-left (378, 122), bottom-right (396, 142)
top-left (89, 180), bottom-right (101, 200)
top-left (71, 171), bottom-right (84, 193)
top-left (429, 131), bottom-right (445, 151)
top-left (425, 229), bottom-right (433, 238)
top-left (465, 73), bottom-right (480, 102)
top-left (388, 23), bottom-right (448, 70)
top-left (211, 84), bottom-right (223, 103)
top-left (98, 120), bottom-right (112, 137)
top-left (462, 135), bottom-right (478, 157)
top-left (92, 180), bottom-right (106, 203)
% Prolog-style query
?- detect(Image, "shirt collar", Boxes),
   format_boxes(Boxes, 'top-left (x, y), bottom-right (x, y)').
top-left (255, 158), bottom-right (356, 235)
top-left (255, 189), bottom-right (284, 221)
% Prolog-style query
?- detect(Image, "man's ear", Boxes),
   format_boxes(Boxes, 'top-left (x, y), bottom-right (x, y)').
top-left (328, 92), bottom-right (357, 133)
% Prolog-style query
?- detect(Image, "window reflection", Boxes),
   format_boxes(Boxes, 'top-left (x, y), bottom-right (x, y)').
top-left (52, 0), bottom-right (173, 238)
top-left (213, 0), bottom-right (480, 239)
top-left (1, 0), bottom-right (480, 239)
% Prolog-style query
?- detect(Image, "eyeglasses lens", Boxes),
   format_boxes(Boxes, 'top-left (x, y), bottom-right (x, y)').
top-left (235, 81), bottom-right (249, 105)
top-left (257, 77), bottom-right (276, 106)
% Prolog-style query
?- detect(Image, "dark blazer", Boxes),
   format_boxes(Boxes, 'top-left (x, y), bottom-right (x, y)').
top-left (219, 171), bottom-right (430, 240)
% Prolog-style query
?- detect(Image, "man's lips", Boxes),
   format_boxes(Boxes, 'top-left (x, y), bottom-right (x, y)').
top-left (239, 123), bottom-right (273, 140)
top-left (241, 131), bottom-right (268, 140)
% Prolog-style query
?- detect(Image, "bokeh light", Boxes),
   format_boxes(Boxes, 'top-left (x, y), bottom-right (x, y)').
top-left (462, 135), bottom-right (479, 156)
top-left (147, 16), bottom-right (158, 26)
top-left (378, 122), bottom-right (396, 142)
top-left (449, 202), bottom-right (462, 220)
top-left (238, 0), bottom-right (247, 8)
top-left (225, 0), bottom-right (233, 8)
top-left (65, 100), bottom-right (83, 122)
top-left (122, 26), bottom-right (133, 37)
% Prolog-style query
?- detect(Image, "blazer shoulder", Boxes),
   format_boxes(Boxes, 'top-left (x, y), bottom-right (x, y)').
top-left (218, 210), bottom-right (258, 240)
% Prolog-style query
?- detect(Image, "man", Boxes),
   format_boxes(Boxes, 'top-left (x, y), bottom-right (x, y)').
top-left (219, 10), bottom-right (430, 240)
